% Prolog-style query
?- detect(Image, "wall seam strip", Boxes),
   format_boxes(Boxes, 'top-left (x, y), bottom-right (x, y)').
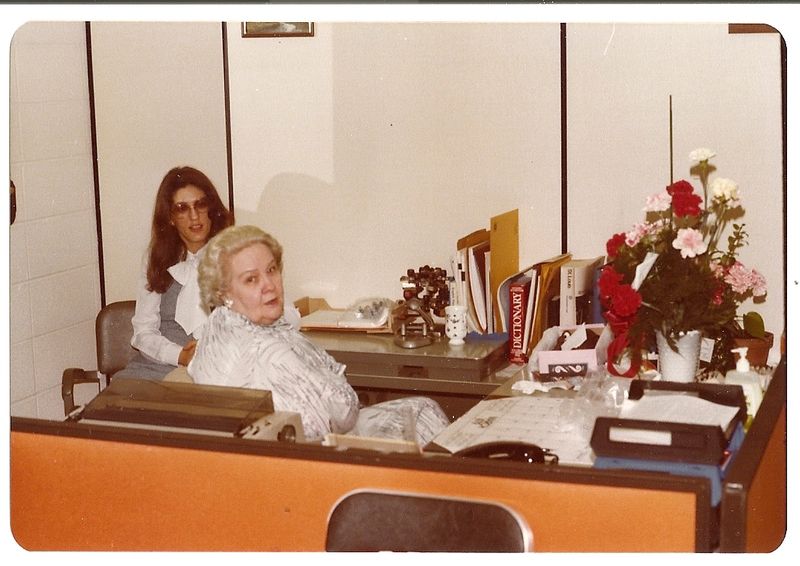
top-left (85, 21), bottom-right (106, 307)
top-left (560, 22), bottom-right (568, 254)
top-left (222, 22), bottom-right (235, 217)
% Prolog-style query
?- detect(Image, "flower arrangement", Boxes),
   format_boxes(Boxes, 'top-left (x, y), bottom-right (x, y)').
top-left (599, 148), bottom-right (767, 376)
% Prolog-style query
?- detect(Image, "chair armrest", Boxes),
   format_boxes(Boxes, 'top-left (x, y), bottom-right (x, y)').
top-left (62, 368), bottom-right (100, 418)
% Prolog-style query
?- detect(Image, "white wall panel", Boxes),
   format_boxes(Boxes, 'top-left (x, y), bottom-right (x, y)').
top-left (28, 266), bottom-right (99, 337)
top-left (8, 20), bottom-right (99, 420)
top-left (33, 320), bottom-right (97, 391)
top-left (90, 22), bottom-right (229, 302)
top-left (228, 22), bottom-right (563, 307)
top-left (22, 156), bottom-right (95, 220)
top-left (566, 23), bottom-right (784, 348)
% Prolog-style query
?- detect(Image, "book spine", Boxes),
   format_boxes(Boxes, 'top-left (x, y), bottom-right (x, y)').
top-left (588, 263), bottom-right (605, 324)
top-left (560, 264), bottom-right (576, 327)
top-left (508, 281), bottom-right (530, 363)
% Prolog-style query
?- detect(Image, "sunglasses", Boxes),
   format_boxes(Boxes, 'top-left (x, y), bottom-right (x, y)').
top-left (171, 197), bottom-right (210, 218)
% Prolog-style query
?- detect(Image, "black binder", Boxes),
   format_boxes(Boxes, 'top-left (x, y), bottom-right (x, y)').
top-left (591, 381), bottom-right (747, 465)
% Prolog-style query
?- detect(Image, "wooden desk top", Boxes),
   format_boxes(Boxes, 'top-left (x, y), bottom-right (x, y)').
top-left (303, 330), bottom-right (513, 400)
top-left (303, 330), bottom-right (507, 364)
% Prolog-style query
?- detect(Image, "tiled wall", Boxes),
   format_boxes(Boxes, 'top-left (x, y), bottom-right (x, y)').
top-left (9, 22), bottom-right (101, 420)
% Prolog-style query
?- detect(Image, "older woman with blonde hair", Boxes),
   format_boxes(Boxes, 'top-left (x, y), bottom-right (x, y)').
top-left (189, 225), bottom-right (449, 444)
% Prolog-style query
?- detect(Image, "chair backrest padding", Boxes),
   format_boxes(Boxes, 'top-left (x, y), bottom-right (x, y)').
top-left (96, 300), bottom-right (136, 377)
top-left (325, 490), bottom-right (530, 552)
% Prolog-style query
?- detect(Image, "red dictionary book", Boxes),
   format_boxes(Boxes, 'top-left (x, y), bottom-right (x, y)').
top-left (508, 276), bottom-right (532, 364)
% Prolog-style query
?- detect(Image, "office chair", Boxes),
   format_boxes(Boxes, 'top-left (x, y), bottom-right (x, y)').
top-left (325, 489), bottom-right (532, 552)
top-left (61, 300), bottom-right (136, 416)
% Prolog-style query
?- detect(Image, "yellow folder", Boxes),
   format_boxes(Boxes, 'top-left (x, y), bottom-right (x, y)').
top-left (489, 209), bottom-right (520, 331)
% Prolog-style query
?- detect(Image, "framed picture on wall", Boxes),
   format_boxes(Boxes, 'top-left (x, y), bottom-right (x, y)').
top-left (241, 22), bottom-right (314, 38)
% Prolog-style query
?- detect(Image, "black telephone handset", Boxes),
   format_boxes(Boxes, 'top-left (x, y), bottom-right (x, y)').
top-left (454, 442), bottom-right (559, 465)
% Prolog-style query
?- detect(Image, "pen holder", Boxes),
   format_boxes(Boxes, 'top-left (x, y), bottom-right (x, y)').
top-left (445, 305), bottom-right (468, 346)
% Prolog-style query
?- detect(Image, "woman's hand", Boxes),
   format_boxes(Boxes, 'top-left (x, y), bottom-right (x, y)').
top-left (178, 339), bottom-right (198, 366)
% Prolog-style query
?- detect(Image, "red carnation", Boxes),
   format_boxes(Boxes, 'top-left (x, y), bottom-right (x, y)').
top-left (671, 190), bottom-right (703, 217)
top-left (667, 180), bottom-right (694, 196)
top-left (606, 232), bottom-right (626, 259)
top-left (610, 284), bottom-right (642, 317)
top-left (598, 265), bottom-right (624, 307)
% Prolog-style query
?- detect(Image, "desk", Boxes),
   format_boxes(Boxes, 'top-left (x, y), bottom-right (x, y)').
top-left (10, 416), bottom-right (713, 551)
top-left (9, 360), bottom-right (786, 552)
top-left (304, 330), bottom-right (510, 419)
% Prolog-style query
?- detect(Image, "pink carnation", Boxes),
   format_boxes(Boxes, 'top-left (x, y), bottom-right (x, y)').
top-left (725, 262), bottom-right (767, 296)
top-left (626, 219), bottom-right (667, 247)
top-left (751, 270), bottom-right (768, 297)
top-left (672, 228), bottom-right (708, 258)
top-left (643, 191), bottom-right (672, 212)
top-left (625, 222), bottom-right (650, 247)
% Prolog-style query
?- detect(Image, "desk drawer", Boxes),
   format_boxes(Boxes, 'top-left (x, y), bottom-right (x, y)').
top-left (330, 348), bottom-right (507, 382)
top-left (305, 331), bottom-right (508, 382)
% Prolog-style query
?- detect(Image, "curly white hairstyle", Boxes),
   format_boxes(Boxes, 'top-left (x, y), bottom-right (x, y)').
top-left (197, 224), bottom-right (283, 313)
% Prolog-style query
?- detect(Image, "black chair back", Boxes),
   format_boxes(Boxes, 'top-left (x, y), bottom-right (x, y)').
top-left (96, 300), bottom-right (136, 377)
top-left (325, 489), bottom-right (531, 552)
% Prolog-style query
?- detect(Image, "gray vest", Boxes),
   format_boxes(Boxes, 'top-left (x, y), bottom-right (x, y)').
top-left (115, 280), bottom-right (192, 380)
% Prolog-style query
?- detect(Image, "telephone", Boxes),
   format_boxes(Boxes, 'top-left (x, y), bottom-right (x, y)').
top-left (339, 298), bottom-right (392, 328)
top-left (454, 442), bottom-right (559, 465)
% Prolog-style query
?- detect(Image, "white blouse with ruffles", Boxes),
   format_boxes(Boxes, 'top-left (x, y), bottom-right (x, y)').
top-left (189, 306), bottom-right (449, 444)
top-left (189, 306), bottom-right (359, 439)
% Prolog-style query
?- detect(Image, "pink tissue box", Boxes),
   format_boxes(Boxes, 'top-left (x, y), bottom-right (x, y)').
top-left (536, 324), bottom-right (605, 377)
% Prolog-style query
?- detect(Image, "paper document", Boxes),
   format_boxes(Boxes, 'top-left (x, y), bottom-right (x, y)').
top-left (300, 308), bottom-right (389, 330)
top-left (619, 394), bottom-right (740, 431)
top-left (431, 396), bottom-right (594, 466)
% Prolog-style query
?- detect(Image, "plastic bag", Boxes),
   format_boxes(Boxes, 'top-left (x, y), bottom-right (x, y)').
top-left (558, 369), bottom-right (628, 442)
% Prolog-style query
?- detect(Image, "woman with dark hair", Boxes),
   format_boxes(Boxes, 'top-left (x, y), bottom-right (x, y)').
top-left (115, 166), bottom-right (234, 379)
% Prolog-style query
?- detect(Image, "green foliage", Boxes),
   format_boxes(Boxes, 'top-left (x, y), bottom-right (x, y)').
top-left (742, 311), bottom-right (766, 338)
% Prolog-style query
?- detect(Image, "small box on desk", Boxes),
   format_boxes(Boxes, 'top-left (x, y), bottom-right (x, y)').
top-left (531, 323), bottom-right (608, 379)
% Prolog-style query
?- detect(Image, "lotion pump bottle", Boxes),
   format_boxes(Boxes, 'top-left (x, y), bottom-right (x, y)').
top-left (724, 347), bottom-right (763, 425)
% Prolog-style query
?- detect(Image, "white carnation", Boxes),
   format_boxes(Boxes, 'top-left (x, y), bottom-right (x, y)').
top-left (689, 147), bottom-right (716, 162)
top-left (710, 177), bottom-right (740, 202)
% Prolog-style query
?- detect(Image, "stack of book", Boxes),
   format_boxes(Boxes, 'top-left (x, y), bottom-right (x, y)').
top-left (451, 210), bottom-right (607, 365)
top-left (451, 209), bottom-right (520, 335)
top-left (558, 256), bottom-right (605, 327)
top-left (495, 253), bottom-right (572, 363)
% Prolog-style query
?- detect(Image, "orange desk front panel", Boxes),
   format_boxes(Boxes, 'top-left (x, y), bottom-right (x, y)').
top-left (10, 418), bottom-right (710, 552)
top-left (720, 358), bottom-right (788, 552)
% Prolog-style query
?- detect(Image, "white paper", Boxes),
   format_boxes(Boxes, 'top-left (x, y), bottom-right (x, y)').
top-left (300, 309), bottom-right (388, 329)
top-left (510, 380), bottom-right (570, 395)
top-left (431, 396), bottom-right (595, 466)
top-left (609, 426), bottom-right (673, 446)
top-left (619, 394), bottom-right (739, 430)
top-left (632, 252), bottom-right (659, 290)
top-left (560, 324), bottom-right (587, 350)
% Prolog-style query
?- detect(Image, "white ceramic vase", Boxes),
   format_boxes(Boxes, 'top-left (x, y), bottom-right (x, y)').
top-left (656, 330), bottom-right (702, 382)
top-left (445, 305), bottom-right (468, 346)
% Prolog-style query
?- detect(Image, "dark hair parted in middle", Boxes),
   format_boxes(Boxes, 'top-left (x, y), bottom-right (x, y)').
top-left (146, 166), bottom-right (233, 293)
